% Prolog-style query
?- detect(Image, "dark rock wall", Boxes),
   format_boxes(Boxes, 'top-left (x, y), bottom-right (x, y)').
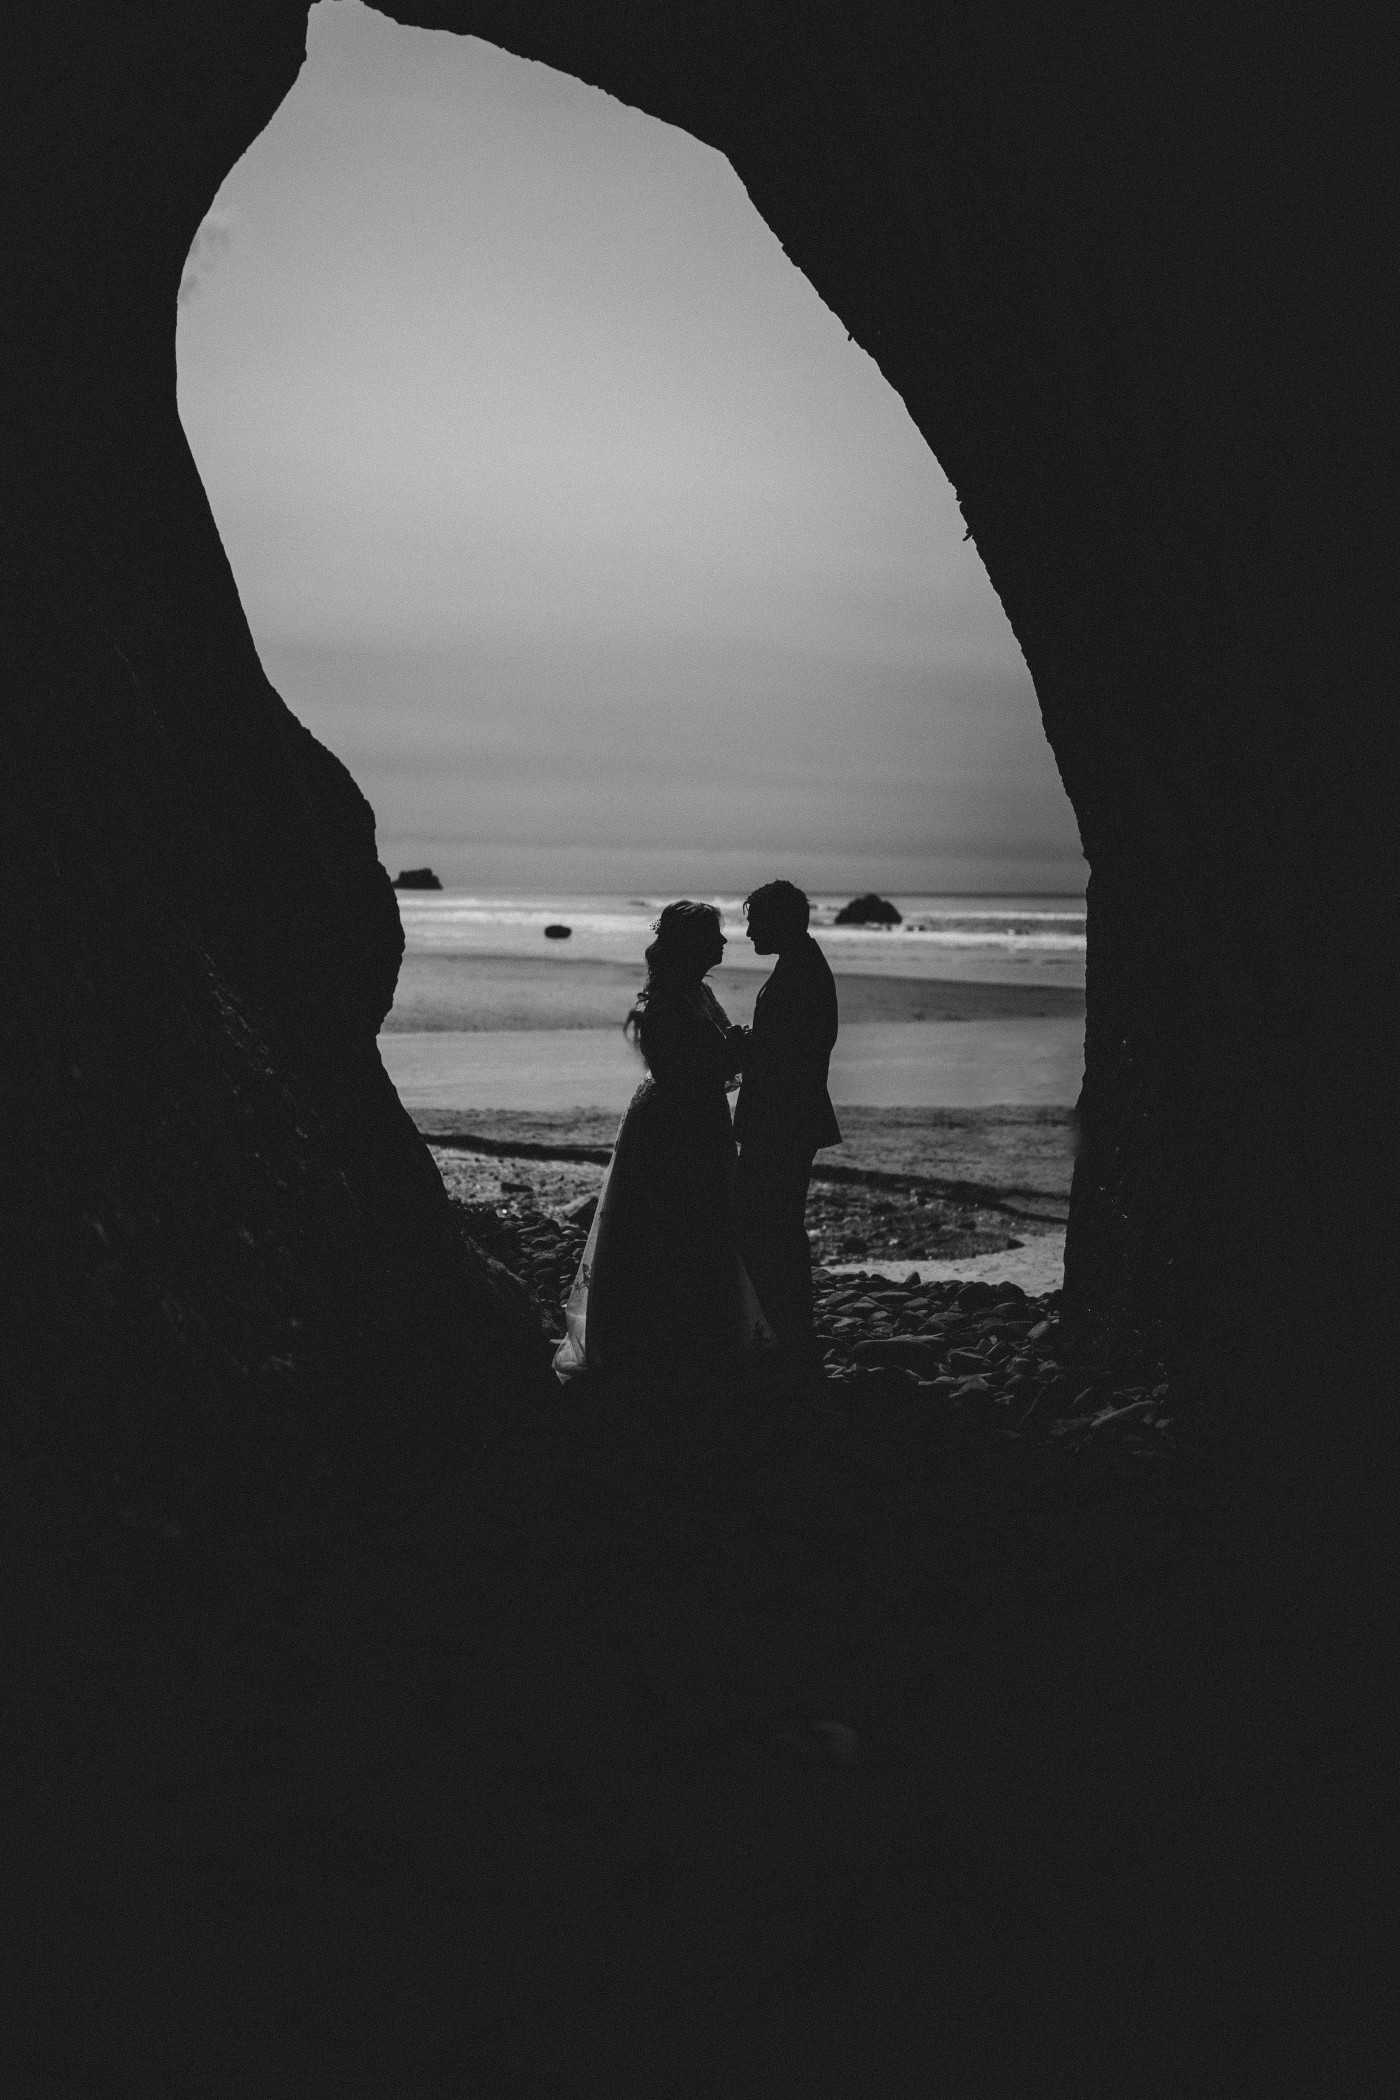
top-left (3, 3), bottom-right (1394, 1539)
top-left (2, 5), bottom-right (553, 1564)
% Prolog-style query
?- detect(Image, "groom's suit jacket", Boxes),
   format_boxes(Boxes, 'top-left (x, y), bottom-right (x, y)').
top-left (733, 934), bottom-right (842, 1154)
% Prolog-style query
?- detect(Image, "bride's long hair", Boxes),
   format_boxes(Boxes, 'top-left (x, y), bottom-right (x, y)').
top-left (624, 900), bottom-right (722, 1048)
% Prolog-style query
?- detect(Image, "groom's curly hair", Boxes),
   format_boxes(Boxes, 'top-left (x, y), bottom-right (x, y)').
top-left (742, 880), bottom-right (809, 939)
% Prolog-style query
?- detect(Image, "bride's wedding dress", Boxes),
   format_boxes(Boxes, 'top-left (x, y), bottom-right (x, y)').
top-left (553, 979), bottom-right (774, 1385)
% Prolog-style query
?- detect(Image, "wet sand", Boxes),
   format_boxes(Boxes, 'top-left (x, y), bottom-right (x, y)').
top-left (382, 951), bottom-right (1084, 1121)
top-left (384, 952), bottom-right (1084, 1033)
top-left (383, 1016), bottom-right (1085, 1114)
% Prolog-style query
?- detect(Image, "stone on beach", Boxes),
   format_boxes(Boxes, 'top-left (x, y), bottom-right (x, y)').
top-left (848, 1336), bottom-right (950, 1369)
top-left (833, 893), bottom-right (903, 925)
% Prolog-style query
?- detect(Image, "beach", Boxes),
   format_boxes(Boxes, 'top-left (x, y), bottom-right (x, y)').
top-left (380, 892), bottom-right (1085, 1290)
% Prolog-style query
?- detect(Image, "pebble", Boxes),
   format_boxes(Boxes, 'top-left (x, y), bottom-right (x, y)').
top-left (1090, 1398), bottom-right (1158, 1428)
top-left (849, 1336), bottom-right (949, 1369)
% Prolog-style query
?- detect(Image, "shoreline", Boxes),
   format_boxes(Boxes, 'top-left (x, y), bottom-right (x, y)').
top-left (421, 1124), bottom-right (1069, 1219)
top-left (423, 1101), bottom-right (1072, 1277)
top-left (415, 1103), bottom-right (1074, 1197)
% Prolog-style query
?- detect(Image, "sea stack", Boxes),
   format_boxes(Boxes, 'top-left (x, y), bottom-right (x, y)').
top-left (393, 867), bottom-right (442, 890)
top-left (835, 893), bottom-right (902, 925)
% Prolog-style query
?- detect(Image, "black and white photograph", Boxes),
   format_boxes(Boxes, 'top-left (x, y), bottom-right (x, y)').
top-left (4, 4), bottom-right (1393, 2092)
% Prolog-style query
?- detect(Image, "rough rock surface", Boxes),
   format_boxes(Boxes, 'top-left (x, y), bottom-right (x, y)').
top-left (1, 8), bottom-right (554, 1570)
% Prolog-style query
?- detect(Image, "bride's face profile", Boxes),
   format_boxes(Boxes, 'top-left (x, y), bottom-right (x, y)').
top-left (698, 917), bottom-right (727, 977)
top-left (651, 902), bottom-right (726, 983)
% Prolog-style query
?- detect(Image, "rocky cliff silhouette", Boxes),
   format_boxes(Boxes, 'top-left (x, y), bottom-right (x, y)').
top-left (3, 3), bottom-right (1392, 1567)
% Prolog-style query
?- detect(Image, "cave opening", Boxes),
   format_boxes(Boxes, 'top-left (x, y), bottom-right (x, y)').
top-left (176, 0), bottom-right (1088, 1196)
top-left (178, 0), bottom-right (1085, 904)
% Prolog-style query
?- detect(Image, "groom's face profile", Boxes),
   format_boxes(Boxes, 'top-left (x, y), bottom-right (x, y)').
top-left (746, 907), bottom-right (778, 955)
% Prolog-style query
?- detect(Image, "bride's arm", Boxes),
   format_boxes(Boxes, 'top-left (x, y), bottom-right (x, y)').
top-left (696, 983), bottom-right (749, 1079)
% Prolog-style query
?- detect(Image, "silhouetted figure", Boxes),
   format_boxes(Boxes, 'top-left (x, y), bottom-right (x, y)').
top-left (732, 882), bottom-right (841, 1369)
top-left (554, 902), bottom-right (773, 1388)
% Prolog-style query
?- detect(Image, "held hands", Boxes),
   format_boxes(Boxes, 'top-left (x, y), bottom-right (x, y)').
top-left (724, 1023), bottom-right (750, 1083)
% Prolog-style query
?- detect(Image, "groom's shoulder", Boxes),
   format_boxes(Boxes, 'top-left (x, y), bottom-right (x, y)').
top-left (801, 932), bottom-right (836, 983)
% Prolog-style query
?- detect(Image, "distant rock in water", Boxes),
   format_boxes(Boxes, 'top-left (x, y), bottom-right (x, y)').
top-left (544, 923), bottom-right (572, 940)
top-left (393, 867), bottom-right (442, 891)
top-left (835, 893), bottom-right (902, 926)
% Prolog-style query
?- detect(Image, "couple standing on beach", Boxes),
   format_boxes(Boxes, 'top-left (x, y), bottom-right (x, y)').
top-left (554, 881), bottom-right (841, 1391)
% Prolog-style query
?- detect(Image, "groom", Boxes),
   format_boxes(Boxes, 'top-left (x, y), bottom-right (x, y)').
top-left (733, 881), bottom-right (841, 1372)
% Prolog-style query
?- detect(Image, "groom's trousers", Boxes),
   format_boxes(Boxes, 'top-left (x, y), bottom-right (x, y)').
top-left (735, 1135), bottom-right (819, 1358)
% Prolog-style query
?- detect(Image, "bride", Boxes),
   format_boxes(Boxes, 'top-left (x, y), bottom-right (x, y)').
top-left (553, 901), bottom-right (774, 1388)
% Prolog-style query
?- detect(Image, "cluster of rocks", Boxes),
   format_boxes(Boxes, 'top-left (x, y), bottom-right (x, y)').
top-left (833, 893), bottom-right (902, 925)
top-left (804, 1177), bottom-right (1026, 1265)
top-left (446, 1188), bottom-right (1168, 1451)
top-left (450, 1193), bottom-right (596, 1336)
top-left (812, 1270), bottom-right (1170, 1451)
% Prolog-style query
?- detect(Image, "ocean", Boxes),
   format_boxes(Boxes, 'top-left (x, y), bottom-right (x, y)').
top-left (378, 892), bottom-right (1086, 1115)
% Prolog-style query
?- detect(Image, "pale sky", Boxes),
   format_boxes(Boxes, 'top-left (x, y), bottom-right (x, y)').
top-left (176, 0), bottom-right (1085, 896)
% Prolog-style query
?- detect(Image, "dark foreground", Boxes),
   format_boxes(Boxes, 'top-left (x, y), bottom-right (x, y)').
top-left (5, 1166), bottom-right (1388, 2094)
top-left (8, 1357), bottom-right (1387, 2091)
